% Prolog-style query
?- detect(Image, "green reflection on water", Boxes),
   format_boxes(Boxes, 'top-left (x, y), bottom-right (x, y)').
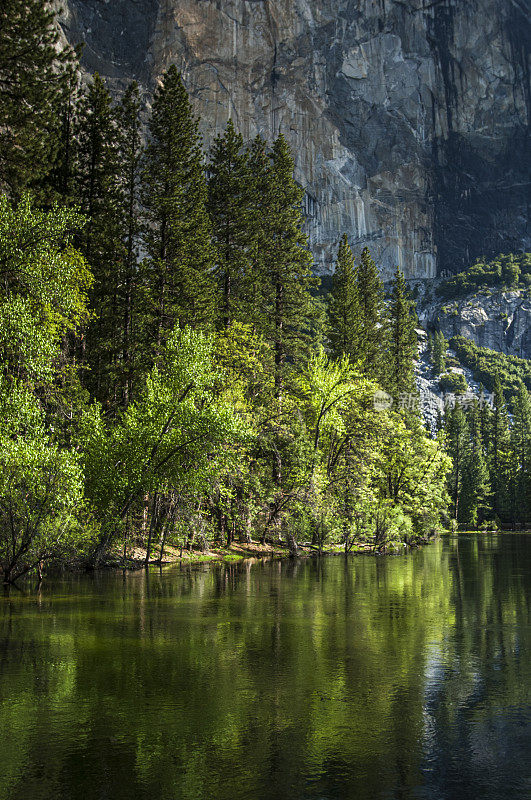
top-left (0, 534), bottom-right (529, 800)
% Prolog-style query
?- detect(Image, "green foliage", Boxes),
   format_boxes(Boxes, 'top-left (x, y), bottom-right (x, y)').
top-left (141, 66), bottom-right (216, 343)
top-left (0, 0), bottom-right (77, 197)
top-left (383, 266), bottom-right (418, 399)
top-left (115, 82), bottom-right (143, 404)
top-left (328, 234), bottom-right (359, 362)
top-left (0, 68), bottom-right (460, 576)
top-left (437, 253), bottom-right (530, 299)
top-left (508, 382), bottom-right (531, 525)
top-left (445, 403), bottom-right (469, 520)
top-left (0, 197), bottom-right (93, 582)
top-left (74, 73), bottom-right (124, 402)
top-left (439, 372), bottom-right (467, 395)
top-left (207, 120), bottom-right (254, 327)
top-left (450, 336), bottom-right (531, 398)
top-left (253, 133), bottom-right (319, 395)
top-left (378, 417), bottom-right (451, 540)
top-left (79, 326), bottom-right (247, 562)
top-left (459, 401), bottom-right (491, 527)
top-left (354, 247), bottom-right (386, 377)
top-left (441, 372), bottom-right (531, 527)
top-left (0, 196), bottom-right (91, 385)
top-left (0, 377), bottom-right (87, 584)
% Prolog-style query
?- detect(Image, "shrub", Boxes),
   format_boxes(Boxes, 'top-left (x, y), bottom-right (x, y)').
top-left (450, 336), bottom-right (531, 401)
top-left (437, 253), bottom-right (530, 299)
top-left (439, 373), bottom-right (468, 395)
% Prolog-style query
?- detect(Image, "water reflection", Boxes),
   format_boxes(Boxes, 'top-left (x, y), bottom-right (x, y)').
top-left (0, 534), bottom-right (529, 800)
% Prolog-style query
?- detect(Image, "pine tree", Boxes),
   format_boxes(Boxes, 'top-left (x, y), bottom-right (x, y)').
top-left (253, 133), bottom-right (318, 397)
top-left (385, 266), bottom-right (418, 399)
top-left (445, 403), bottom-right (469, 521)
top-left (244, 135), bottom-right (274, 328)
top-left (116, 82), bottom-right (143, 403)
top-left (354, 247), bottom-right (385, 377)
top-left (74, 73), bottom-right (122, 403)
top-left (478, 384), bottom-right (493, 455)
top-left (490, 375), bottom-right (511, 521)
top-left (0, 0), bottom-right (77, 198)
top-left (47, 58), bottom-right (82, 203)
top-left (508, 382), bottom-right (531, 526)
top-left (207, 119), bottom-right (254, 328)
top-left (141, 65), bottom-right (216, 348)
top-left (460, 401), bottom-right (491, 527)
top-left (328, 234), bottom-right (359, 361)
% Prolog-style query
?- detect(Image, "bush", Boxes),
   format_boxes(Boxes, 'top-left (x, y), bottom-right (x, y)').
top-left (445, 356), bottom-right (460, 368)
top-left (437, 253), bottom-right (530, 299)
top-left (439, 372), bottom-right (468, 395)
top-left (450, 336), bottom-right (531, 401)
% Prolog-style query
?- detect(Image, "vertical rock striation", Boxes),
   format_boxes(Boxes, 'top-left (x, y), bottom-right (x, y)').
top-left (60, 0), bottom-right (530, 278)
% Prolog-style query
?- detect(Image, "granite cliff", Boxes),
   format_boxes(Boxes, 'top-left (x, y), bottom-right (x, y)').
top-left (421, 288), bottom-right (531, 359)
top-left (59, 0), bottom-right (530, 278)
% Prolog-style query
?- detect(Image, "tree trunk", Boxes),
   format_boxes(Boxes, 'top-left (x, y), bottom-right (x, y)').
top-left (145, 492), bottom-right (159, 567)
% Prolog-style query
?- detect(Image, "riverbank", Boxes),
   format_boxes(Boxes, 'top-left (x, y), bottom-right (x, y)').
top-left (103, 539), bottom-right (380, 570)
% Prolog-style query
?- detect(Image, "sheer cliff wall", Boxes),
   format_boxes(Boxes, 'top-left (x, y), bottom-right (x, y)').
top-left (60, 0), bottom-right (530, 278)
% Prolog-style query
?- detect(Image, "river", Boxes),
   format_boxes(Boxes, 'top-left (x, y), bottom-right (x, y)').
top-left (0, 533), bottom-right (529, 799)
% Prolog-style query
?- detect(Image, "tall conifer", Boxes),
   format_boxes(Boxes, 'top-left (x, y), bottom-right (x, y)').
top-left (116, 82), bottom-right (143, 402)
top-left (385, 266), bottom-right (418, 399)
top-left (460, 401), bottom-right (491, 527)
top-left (490, 375), bottom-right (511, 519)
top-left (260, 134), bottom-right (318, 397)
top-left (244, 135), bottom-right (273, 328)
top-left (141, 66), bottom-right (216, 346)
top-left (446, 403), bottom-right (469, 520)
top-left (328, 234), bottom-right (359, 361)
top-left (432, 331), bottom-right (447, 375)
top-left (508, 382), bottom-right (531, 525)
top-left (0, 0), bottom-right (77, 197)
top-left (208, 119), bottom-right (253, 327)
top-left (74, 73), bottom-right (122, 403)
top-left (355, 247), bottom-right (385, 377)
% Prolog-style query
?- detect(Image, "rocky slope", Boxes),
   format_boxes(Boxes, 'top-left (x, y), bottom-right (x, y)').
top-left (421, 288), bottom-right (531, 359)
top-left (60, 0), bottom-right (530, 278)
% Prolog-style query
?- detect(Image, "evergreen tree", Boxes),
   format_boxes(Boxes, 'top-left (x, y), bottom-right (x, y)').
top-left (47, 58), bottom-right (82, 203)
top-left (0, 0), bottom-right (77, 198)
top-left (244, 135), bottom-right (274, 327)
top-left (445, 403), bottom-right (469, 520)
top-left (384, 266), bottom-right (418, 399)
top-left (116, 82), bottom-right (143, 403)
top-left (207, 119), bottom-right (254, 328)
top-left (490, 375), bottom-right (511, 520)
top-left (255, 133), bottom-right (318, 397)
top-left (479, 385), bottom-right (493, 456)
top-left (508, 382), bottom-right (531, 526)
top-left (460, 401), bottom-right (491, 527)
top-left (74, 73), bottom-right (122, 404)
top-left (328, 234), bottom-right (359, 361)
top-left (354, 247), bottom-right (385, 377)
top-left (141, 65), bottom-right (216, 347)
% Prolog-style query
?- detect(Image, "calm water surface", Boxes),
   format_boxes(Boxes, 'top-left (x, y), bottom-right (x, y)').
top-left (0, 533), bottom-right (529, 800)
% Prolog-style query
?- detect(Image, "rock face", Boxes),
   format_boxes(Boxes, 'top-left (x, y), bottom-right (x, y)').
top-left (422, 289), bottom-right (531, 359)
top-left (60, 0), bottom-right (530, 278)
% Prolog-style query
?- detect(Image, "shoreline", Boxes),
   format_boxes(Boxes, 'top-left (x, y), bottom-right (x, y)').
top-left (102, 530), bottom-right (521, 572)
top-left (99, 539), bottom-right (414, 571)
